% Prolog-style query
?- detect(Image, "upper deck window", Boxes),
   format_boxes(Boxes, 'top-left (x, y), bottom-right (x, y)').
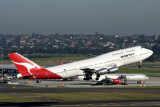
top-left (126, 50), bottom-right (135, 53)
top-left (112, 52), bottom-right (123, 55)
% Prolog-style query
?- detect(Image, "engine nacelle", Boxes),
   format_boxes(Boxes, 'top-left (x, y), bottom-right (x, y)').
top-left (97, 67), bottom-right (118, 75)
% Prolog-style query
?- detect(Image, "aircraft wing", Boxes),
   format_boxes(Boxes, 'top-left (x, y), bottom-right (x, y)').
top-left (80, 64), bottom-right (118, 80)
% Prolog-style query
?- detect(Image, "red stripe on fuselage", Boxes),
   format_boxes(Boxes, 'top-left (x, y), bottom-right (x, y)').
top-left (23, 67), bottom-right (62, 79)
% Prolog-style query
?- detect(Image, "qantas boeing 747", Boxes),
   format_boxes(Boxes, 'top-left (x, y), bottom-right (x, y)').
top-left (8, 46), bottom-right (153, 80)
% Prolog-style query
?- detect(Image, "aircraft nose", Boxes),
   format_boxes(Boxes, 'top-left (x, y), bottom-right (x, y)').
top-left (145, 76), bottom-right (149, 79)
top-left (149, 49), bottom-right (153, 56)
top-left (145, 48), bottom-right (153, 56)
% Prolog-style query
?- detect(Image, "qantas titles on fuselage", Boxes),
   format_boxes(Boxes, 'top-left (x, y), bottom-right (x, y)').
top-left (8, 46), bottom-right (153, 79)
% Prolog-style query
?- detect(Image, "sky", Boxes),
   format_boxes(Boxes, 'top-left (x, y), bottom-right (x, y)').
top-left (0, 0), bottom-right (160, 36)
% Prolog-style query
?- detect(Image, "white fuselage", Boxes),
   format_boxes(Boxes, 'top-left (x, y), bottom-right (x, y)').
top-left (46, 46), bottom-right (153, 78)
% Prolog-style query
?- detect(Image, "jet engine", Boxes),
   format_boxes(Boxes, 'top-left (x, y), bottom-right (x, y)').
top-left (96, 67), bottom-right (118, 75)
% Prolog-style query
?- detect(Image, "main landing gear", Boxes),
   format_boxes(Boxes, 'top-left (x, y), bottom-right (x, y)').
top-left (138, 61), bottom-right (142, 68)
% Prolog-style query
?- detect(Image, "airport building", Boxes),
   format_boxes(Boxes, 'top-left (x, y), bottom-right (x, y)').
top-left (0, 64), bottom-right (18, 79)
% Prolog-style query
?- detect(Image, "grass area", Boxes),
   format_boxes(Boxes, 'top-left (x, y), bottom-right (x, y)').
top-left (1, 87), bottom-right (160, 102)
top-left (24, 92), bottom-right (160, 101)
top-left (32, 55), bottom-right (89, 66)
top-left (146, 74), bottom-right (160, 77)
top-left (1, 54), bottom-right (90, 65)
top-left (0, 94), bottom-right (39, 102)
top-left (1, 92), bottom-right (157, 102)
top-left (119, 67), bottom-right (160, 73)
top-left (0, 59), bottom-right (12, 64)
top-left (14, 86), bottom-right (160, 90)
top-left (131, 62), bottom-right (160, 67)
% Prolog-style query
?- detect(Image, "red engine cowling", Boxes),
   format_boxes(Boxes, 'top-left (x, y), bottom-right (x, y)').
top-left (113, 79), bottom-right (122, 84)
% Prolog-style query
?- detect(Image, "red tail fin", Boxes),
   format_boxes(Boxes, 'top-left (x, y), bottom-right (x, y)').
top-left (8, 53), bottom-right (62, 79)
top-left (8, 53), bottom-right (42, 77)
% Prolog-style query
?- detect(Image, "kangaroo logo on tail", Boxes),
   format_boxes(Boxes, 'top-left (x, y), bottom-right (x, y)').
top-left (8, 52), bottom-right (62, 79)
top-left (8, 53), bottom-right (42, 79)
top-left (12, 61), bottom-right (39, 78)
